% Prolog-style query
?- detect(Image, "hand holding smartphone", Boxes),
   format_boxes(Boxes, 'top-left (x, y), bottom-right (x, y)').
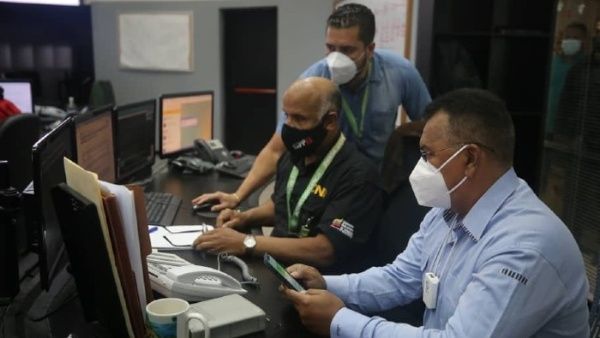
top-left (263, 253), bottom-right (305, 292)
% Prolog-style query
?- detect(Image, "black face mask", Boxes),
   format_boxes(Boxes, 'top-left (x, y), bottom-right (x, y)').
top-left (281, 118), bottom-right (327, 161)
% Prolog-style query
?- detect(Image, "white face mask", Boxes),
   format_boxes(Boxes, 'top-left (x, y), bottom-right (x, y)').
top-left (326, 52), bottom-right (357, 85)
top-left (409, 145), bottom-right (469, 209)
top-left (561, 39), bottom-right (582, 56)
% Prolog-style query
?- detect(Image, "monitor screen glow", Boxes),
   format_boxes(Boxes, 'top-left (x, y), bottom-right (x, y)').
top-left (0, 81), bottom-right (33, 113)
top-left (0, 0), bottom-right (79, 5)
top-left (74, 107), bottom-right (116, 182)
top-left (159, 91), bottom-right (213, 158)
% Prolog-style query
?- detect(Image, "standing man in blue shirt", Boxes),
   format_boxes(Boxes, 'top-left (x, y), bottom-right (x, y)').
top-left (193, 3), bottom-right (430, 211)
top-left (282, 88), bottom-right (589, 338)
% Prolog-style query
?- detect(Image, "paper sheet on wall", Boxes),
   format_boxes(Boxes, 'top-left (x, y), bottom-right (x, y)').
top-left (119, 12), bottom-right (193, 71)
top-left (63, 158), bottom-right (134, 337)
top-left (337, 0), bottom-right (412, 57)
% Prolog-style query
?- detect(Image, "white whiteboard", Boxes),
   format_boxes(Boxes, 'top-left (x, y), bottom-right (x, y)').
top-left (118, 12), bottom-right (193, 72)
top-left (336, 0), bottom-right (412, 57)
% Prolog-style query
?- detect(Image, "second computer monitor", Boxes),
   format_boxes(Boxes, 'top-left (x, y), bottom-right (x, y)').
top-left (159, 91), bottom-right (213, 158)
top-left (31, 116), bottom-right (75, 290)
top-left (114, 99), bottom-right (156, 183)
top-left (74, 105), bottom-right (116, 183)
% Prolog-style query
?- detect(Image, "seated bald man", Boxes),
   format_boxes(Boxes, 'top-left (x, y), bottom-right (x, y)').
top-left (193, 77), bottom-right (383, 273)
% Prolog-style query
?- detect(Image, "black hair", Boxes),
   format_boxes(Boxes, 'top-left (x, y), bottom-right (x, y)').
top-left (424, 88), bottom-right (515, 165)
top-left (0, 86), bottom-right (3, 100)
top-left (327, 3), bottom-right (376, 46)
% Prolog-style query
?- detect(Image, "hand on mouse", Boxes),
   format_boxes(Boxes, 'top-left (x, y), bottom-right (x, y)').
top-left (192, 191), bottom-right (241, 211)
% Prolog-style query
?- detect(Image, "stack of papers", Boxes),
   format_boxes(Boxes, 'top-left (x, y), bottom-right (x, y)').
top-left (149, 224), bottom-right (214, 250)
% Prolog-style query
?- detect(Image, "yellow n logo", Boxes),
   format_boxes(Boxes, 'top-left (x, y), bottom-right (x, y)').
top-left (313, 184), bottom-right (327, 198)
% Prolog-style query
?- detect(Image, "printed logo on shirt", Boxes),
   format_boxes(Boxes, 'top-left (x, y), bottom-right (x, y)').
top-left (313, 184), bottom-right (327, 198)
top-left (499, 268), bottom-right (528, 285)
top-left (330, 218), bottom-right (354, 238)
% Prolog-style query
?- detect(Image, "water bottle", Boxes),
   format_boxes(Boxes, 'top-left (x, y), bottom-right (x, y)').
top-left (66, 96), bottom-right (79, 115)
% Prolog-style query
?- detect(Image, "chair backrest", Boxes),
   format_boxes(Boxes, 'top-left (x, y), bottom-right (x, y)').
top-left (375, 125), bottom-right (430, 265)
top-left (89, 80), bottom-right (115, 109)
top-left (0, 114), bottom-right (41, 191)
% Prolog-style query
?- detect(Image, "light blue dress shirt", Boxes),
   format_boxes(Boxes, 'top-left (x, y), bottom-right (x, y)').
top-left (325, 168), bottom-right (589, 337)
top-left (299, 49), bottom-right (431, 165)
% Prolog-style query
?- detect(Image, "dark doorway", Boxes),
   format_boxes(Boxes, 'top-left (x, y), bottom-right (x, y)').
top-left (223, 7), bottom-right (277, 155)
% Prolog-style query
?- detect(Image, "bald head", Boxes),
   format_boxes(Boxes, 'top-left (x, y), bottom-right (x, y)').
top-left (283, 77), bottom-right (341, 121)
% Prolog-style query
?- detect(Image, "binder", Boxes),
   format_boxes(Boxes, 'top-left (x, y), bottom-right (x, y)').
top-left (127, 184), bottom-right (153, 303)
top-left (51, 183), bottom-right (129, 337)
top-left (102, 191), bottom-right (146, 338)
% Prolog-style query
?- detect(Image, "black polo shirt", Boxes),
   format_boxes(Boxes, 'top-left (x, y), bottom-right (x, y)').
top-left (271, 135), bottom-right (383, 273)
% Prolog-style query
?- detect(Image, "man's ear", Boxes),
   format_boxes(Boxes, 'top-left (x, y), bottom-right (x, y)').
top-left (367, 42), bottom-right (375, 58)
top-left (323, 111), bottom-right (338, 131)
top-left (464, 144), bottom-right (481, 178)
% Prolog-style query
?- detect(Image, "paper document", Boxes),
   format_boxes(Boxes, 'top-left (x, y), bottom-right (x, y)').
top-left (63, 158), bottom-right (134, 337)
top-left (149, 225), bottom-right (213, 250)
top-left (100, 181), bottom-right (146, 312)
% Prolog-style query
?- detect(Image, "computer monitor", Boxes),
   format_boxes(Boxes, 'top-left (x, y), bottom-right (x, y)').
top-left (74, 105), bottom-right (116, 182)
top-left (159, 91), bottom-right (213, 158)
top-left (0, 79), bottom-right (33, 113)
top-left (114, 99), bottom-right (156, 183)
top-left (31, 116), bottom-right (75, 290)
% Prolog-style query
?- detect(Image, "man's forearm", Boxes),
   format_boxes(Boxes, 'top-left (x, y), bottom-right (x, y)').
top-left (235, 133), bottom-right (285, 201)
top-left (242, 201), bottom-right (275, 228)
top-left (254, 234), bottom-right (335, 267)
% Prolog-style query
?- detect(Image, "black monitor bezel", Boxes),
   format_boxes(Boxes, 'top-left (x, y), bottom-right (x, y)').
top-left (31, 116), bottom-right (75, 290)
top-left (0, 78), bottom-right (34, 114)
top-left (73, 104), bottom-right (116, 182)
top-left (113, 99), bottom-right (156, 183)
top-left (158, 90), bottom-right (214, 158)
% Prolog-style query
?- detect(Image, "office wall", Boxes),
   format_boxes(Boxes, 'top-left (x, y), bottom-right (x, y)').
top-left (91, 0), bottom-right (331, 140)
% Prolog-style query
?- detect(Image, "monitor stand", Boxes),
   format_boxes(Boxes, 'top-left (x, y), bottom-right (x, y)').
top-left (27, 265), bottom-right (77, 321)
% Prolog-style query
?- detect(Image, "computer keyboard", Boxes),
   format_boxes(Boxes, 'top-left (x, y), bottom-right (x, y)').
top-left (144, 191), bottom-right (182, 226)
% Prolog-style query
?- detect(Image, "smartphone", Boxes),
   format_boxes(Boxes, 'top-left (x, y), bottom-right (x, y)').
top-left (263, 253), bottom-right (305, 292)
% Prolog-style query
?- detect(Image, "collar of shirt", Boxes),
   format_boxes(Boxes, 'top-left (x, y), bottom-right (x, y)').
top-left (458, 168), bottom-right (519, 242)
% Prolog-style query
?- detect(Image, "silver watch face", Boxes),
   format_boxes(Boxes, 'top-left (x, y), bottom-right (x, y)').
top-left (244, 235), bottom-right (256, 248)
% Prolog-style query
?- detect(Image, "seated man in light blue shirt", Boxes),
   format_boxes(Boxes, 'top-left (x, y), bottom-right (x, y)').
top-left (192, 3), bottom-right (430, 212)
top-left (282, 88), bottom-right (589, 337)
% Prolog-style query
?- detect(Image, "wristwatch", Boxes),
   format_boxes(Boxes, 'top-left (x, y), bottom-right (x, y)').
top-left (243, 234), bottom-right (256, 255)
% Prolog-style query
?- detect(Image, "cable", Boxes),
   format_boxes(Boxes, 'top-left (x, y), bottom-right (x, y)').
top-left (217, 253), bottom-right (258, 285)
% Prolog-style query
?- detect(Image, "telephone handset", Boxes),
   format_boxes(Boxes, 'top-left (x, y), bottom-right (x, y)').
top-left (194, 139), bottom-right (234, 164)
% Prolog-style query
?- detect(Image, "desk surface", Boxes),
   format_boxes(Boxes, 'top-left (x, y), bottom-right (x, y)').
top-left (51, 163), bottom-right (318, 338)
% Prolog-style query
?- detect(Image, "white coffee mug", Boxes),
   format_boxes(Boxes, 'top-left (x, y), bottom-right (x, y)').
top-left (146, 298), bottom-right (210, 338)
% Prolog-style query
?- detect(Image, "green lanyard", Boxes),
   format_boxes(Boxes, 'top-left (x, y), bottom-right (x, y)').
top-left (286, 134), bottom-right (346, 233)
top-left (340, 62), bottom-right (372, 138)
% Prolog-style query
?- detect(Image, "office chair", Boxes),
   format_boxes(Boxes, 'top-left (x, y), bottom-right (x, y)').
top-left (0, 114), bottom-right (41, 191)
top-left (376, 125), bottom-right (429, 264)
top-left (88, 80), bottom-right (115, 108)
top-left (371, 125), bottom-right (429, 327)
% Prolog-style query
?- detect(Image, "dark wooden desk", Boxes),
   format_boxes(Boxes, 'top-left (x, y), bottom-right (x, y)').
top-left (149, 166), bottom-right (316, 337)
top-left (49, 164), bottom-right (317, 337)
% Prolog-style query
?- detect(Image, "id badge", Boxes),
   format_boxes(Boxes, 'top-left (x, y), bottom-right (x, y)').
top-left (423, 272), bottom-right (440, 309)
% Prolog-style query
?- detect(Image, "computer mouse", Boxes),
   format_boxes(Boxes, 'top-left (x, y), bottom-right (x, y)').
top-left (193, 200), bottom-right (219, 212)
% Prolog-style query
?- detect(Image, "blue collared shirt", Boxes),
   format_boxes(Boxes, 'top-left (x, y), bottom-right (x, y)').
top-left (325, 168), bottom-right (589, 337)
top-left (298, 49), bottom-right (431, 165)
